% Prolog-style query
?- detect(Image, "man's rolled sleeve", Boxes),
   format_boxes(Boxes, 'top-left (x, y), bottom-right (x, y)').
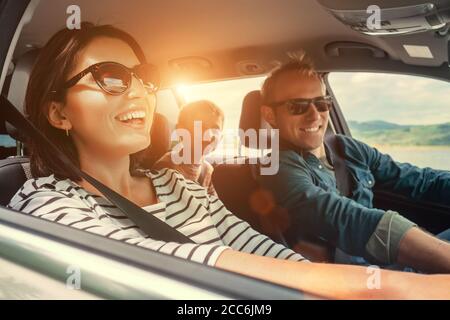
top-left (365, 210), bottom-right (417, 264)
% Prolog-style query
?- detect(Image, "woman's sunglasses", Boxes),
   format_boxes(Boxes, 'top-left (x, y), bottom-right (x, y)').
top-left (52, 61), bottom-right (160, 96)
top-left (269, 95), bottom-right (333, 115)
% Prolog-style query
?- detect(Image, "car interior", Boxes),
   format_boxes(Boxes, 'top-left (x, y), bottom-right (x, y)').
top-left (1, 0), bottom-right (450, 297)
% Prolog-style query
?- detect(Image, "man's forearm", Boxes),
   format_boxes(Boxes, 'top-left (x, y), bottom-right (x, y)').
top-left (397, 227), bottom-right (450, 273)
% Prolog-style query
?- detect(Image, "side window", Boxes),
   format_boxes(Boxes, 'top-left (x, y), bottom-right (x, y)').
top-left (0, 134), bottom-right (16, 159)
top-left (176, 76), bottom-right (266, 160)
top-left (328, 72), bottom-right (450, 171)
top-left (0, 134), bottom-right (15, 148)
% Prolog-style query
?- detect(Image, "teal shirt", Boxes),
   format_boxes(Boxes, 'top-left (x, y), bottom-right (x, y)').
top-left (258, 135), bottom-right (450, 262)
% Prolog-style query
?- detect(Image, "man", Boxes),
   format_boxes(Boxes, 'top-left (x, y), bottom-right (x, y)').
top-left (153, 100), bottom-right (224, 196)
top-left (257, 53), bottom-right (450, 273)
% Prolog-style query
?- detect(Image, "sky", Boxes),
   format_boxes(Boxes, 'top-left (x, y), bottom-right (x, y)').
top-left (328, 72), bottom-right (450, 126)
top-left (178, 72), bottom-right (450, 129)
top-left (177, 76), bottom-right (266, 131)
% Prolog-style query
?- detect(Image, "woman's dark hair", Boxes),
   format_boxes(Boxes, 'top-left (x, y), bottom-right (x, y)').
top-left (26, 22), bottom-right (147, 181)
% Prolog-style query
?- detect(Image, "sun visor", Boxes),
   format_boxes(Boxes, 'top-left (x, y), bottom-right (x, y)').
top-left (317, 1), bottom-right (450, 36)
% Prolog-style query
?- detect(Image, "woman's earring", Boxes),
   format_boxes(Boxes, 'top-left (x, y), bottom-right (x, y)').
top-left (65, 128), bottom-right (69, 137)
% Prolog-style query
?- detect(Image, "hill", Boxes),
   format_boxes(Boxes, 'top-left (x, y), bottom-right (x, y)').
top-left (347, 120), bottom-right (450, 146)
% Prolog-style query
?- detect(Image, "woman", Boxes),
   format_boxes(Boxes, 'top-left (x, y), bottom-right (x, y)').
top-left (8, 23), bottom-right (450, 299)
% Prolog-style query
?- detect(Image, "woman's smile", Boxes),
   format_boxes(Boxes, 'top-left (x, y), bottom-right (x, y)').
top-left (114, 105), bottom-right (149, 129)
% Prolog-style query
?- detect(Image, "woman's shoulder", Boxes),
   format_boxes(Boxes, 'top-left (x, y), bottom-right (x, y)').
top-left (15, 174), bottom-right (73, 194)
top-left (8, 174), bottom-right (86, 209)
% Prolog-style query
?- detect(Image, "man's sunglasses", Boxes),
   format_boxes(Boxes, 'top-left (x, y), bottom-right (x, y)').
top-left (52, 61), bottom-right (160, 96)
top-left (269, 95), bottom-right (333, 115)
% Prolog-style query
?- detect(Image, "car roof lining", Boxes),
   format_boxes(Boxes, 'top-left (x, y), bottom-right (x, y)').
top-left (12, 0), bottom-right (450, 86)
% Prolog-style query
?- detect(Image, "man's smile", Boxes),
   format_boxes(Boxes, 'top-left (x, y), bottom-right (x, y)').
top-left (299, 124), bottom-right (323, 133)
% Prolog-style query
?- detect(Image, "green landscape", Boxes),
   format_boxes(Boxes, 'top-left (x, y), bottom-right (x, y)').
top-left (348, 120), bottom-right (450, 146)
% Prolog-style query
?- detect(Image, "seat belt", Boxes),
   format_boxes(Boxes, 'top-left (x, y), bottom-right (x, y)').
top-left (324, 133), bottom-right (357, 262)
top-left (0, 94), bottom-right (193, 244)
top-left (324, 134), bottom-right (353, 197)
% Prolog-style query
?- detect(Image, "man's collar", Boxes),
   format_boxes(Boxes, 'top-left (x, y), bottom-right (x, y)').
top-left (279, 137), bottom-right (334, 166)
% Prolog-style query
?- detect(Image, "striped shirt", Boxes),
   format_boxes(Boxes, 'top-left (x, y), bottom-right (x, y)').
top-left (8, 168), bottom-right (307, 267)
top-left (153, 151), bottom-right (217, 196)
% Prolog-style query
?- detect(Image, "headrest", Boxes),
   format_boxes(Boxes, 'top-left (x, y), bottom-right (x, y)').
top-left (136, 112), bottom-right (171, 169)
top-left (239, 90), bottom-right (272, 150)
top-left (6, 49), bottom-right (40, 141)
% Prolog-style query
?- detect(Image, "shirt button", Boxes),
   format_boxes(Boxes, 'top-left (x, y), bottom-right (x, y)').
top-left (318, 165), bottom-right (323, 169)
top-left (368, 180), bottom-right (372, 185)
